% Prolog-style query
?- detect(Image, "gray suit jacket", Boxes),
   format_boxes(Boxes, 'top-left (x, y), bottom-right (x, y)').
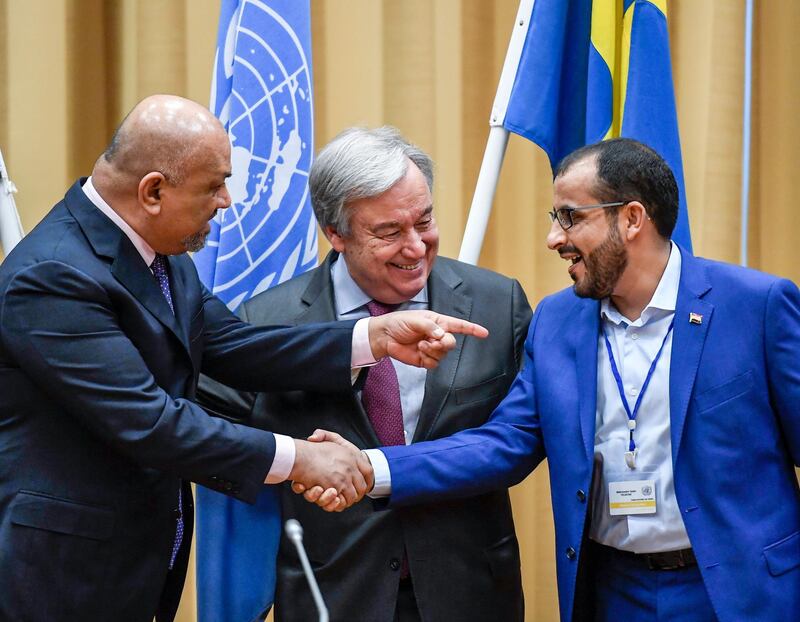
top-left (198, 252), bottom-right (532, 622)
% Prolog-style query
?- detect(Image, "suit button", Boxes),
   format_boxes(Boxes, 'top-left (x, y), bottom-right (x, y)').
top-left (389, 558), bottom-right (401, 571)
top-left (224, 481), bottom-right (233, 491)
top-left (576, 490), bottom-right (586, 502)
top-left (566, 547), bottom-right (576, 560)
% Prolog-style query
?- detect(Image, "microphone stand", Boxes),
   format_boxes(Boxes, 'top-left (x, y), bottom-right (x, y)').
top-left (284, 519), bottom-right (329, 622)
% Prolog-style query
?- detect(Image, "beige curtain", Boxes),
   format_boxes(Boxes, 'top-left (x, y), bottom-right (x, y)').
top-left (1, 1), bottom-right (798, 620)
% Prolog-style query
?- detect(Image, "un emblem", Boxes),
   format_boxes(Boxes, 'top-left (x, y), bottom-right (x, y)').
top-left (204, 0), bottom-right (318, 310)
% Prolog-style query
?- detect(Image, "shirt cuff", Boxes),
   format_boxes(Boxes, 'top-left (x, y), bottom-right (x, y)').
top-left (363, 448), bottom-right (392, 498)
top-left (264, 433), bottom-right (295, 484)
top-left (351, 317), bottom-right (378, 367)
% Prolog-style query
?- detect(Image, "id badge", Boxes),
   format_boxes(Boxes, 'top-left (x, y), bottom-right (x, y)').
top-left (608, 478), bottom-right (656, 516)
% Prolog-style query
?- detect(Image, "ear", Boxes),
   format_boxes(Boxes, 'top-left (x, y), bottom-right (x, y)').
top-left (621, 201), bottom-right (648, 241)
top-left (138, 172), bottom-right (166, 216)
top-left (324, 225), bottom-right (347, 253)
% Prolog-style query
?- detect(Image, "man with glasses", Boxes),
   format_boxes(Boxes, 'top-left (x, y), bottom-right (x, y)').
top-left (306, 137), bottom-right (800, 621)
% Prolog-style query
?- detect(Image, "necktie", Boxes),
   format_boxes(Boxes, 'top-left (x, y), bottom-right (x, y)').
top-left (151, 254), bottom-right (183, 569)
top-left (151, 253), bottom-right (174, 313)
top-left (362, 300), bottom-right (410, 578)
top-left (361, 301), bottom-right (405, 446)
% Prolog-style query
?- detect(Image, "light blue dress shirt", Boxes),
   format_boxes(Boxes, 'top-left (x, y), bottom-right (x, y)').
top-left (590, 242), bottom-right (691, 553)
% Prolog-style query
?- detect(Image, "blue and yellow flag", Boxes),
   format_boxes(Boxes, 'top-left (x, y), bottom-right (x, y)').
top-left (502, 0), bottom-right (691, 250)
top-left (193, 1), bottom-right (316, 620)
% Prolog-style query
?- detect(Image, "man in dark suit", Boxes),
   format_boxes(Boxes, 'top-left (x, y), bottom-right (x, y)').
top-left (0, 96), bottom-right (486, 622)
top-left (316, 138), bottom-right (800, 621)
top-left (198, 126), bottom-right (532, 622)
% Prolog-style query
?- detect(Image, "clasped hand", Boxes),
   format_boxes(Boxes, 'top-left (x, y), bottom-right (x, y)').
top-left (289, 430), bottom-right (372, 512)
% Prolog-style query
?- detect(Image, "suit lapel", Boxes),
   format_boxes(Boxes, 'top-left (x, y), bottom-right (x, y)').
top-left (110, 242), bottom-right (186, 348)
top-left (669, 249), bottom-right (713, 462)
top-left (574, 298), bottom-right (600, 462)
top-left (300, 254), bottom-right (382, 447)
top-left (165, 255), bottom-right (193, 348)
top-left (295, 254), bottom-right (339, 325)
top-left (63, 179), bottom-right (188, 352)
top-left (413, 262), bottom-right (470, 442)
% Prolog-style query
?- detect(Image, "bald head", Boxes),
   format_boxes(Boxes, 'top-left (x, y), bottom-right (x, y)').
top-left (91, 95), bottom-right (232, 256)
top-left (98, 94), bottom-right (226, 184)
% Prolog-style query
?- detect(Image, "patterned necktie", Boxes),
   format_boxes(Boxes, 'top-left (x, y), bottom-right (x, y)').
top-left (363, 300), bottom-right (410, 577)
top-left (151, 253), bottom-right (174, 314)
top-left (151, 253), bottom-right (183, 569)
top-left (361, 301), bottom-right (405, 446)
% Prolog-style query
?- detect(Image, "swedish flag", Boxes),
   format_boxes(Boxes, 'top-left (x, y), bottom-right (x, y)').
top-left (502, 0), bottom-right (691, 250)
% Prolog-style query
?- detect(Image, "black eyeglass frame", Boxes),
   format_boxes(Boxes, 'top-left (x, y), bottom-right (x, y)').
top-left (548, 201), bottom-right (629, 230)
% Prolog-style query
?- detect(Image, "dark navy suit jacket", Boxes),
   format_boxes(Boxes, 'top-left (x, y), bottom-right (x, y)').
top-left (382, 248), bottom-right (800, 622)
top-left (0, 180), bottom-right (355, 621)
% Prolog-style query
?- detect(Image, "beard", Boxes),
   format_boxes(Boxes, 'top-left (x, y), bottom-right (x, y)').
top-left (572, 223), bottom-right (628, 300)
top-left (182, 230), bottom-right (209, 253)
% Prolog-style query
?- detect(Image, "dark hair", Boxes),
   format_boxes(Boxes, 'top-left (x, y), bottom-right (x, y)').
top-left (554, 138), bottom-right (679, 238)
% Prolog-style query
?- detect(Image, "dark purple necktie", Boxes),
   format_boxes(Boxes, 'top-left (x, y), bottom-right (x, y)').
top-left (151, 253), bottom-right (183, 569)
top-left (361, 301), bottom-right (405, 446)
top-left (362, 301), bottom-right (410, 578)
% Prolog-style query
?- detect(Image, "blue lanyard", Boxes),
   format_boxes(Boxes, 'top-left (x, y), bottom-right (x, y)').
top-left (602, 319), bottom-right (674, 458)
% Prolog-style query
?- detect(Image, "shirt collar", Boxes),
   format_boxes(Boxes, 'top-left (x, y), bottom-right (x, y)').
top-left (330, 254), bottom-right (428, 315)
top-left (82, 176), bottom-right (156, 267)
top-left (601, 241), bottom-right (681, 326)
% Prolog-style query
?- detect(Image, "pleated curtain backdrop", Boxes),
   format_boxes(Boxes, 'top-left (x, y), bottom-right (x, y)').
top-left (1, 1), bottom-right (798, 620)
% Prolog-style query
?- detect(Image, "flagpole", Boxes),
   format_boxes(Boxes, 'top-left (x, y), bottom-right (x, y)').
top-left (0, 147), bottom-right (24, 256)
top-left (458, 0), bottom-right (535, 265)
top-left (740, 0), bottom-right (754, 267)
top-left (458, 127), bottom-right (510, 265)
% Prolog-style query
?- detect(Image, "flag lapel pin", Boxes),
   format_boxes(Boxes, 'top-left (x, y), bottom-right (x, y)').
top-left (689, 312), bottom-right (703, 325)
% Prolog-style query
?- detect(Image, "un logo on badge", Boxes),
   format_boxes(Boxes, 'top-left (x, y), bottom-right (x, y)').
top-left (208, 0), bottom-right (317, 310)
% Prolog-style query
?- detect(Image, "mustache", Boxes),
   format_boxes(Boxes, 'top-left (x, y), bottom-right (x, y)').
top-left (558, 245), bottom-right (580, 258)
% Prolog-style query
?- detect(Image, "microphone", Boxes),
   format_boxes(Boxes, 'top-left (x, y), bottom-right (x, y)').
top-left (284, 519), bottom-right (329, 622)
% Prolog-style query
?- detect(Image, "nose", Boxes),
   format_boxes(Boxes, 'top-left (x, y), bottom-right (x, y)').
top-left (401, 230), bottom-right (426, 258)
top-left (219, 183), bottom-right (232, 209)
top-left (546, 218), bottom-right (566, 251)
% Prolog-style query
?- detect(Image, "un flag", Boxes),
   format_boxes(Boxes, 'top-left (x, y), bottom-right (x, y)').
top-left (193, 2), bottom-right (316, 621)
top-left (195, 0), bottom-right (317, 310)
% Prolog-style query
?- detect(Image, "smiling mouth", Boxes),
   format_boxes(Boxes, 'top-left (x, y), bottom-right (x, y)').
top-left (560, 252), bottom-right (583, 267)
top-left (390, 261), bottom-right (421, 271)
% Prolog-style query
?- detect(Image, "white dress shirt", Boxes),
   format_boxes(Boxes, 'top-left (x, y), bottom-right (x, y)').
top-left (589, 242), bottom-right (691, 553)
top-left (81, 178), bottom-right (375, 484)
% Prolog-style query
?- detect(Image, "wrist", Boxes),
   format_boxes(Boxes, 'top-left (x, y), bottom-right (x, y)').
top-left (367, 316), bottom-right (388, 360)
top-left (288, 439), bottom-right (308, 481)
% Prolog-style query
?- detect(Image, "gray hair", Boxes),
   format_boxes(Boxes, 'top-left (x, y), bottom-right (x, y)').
top-left (309, 126), bottom-right (434, 236)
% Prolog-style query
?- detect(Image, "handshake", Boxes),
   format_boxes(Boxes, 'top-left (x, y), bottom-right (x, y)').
top-left (289, 430), bottom-right (374, 512)
top-left (283, 309), bottom-right (490, 511)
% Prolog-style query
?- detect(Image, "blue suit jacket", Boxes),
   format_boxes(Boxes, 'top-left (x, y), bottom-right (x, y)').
top-left (0, 180), bottom-right (355, 622)
top-left (383, 248), bottom-right (800, 622)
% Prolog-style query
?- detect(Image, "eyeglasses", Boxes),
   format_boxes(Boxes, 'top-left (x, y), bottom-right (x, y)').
top-left (548, 201), bottom-right (628, 230)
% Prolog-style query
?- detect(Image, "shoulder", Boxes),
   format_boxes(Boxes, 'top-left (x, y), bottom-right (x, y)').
top-left (691, 254), bottom-right (791, 299)
top-left (239, 264), bottom-right (322, 317)
top-left (434, 256), bottom-right (521, 293)
top-left (0, 203), bottom-right (91, 291)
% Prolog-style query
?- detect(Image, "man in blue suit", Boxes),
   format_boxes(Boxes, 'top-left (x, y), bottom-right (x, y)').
top-left (305, 138), bottom-right (800, 621)
top-left (0, 95), bottom-right (485, 622)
